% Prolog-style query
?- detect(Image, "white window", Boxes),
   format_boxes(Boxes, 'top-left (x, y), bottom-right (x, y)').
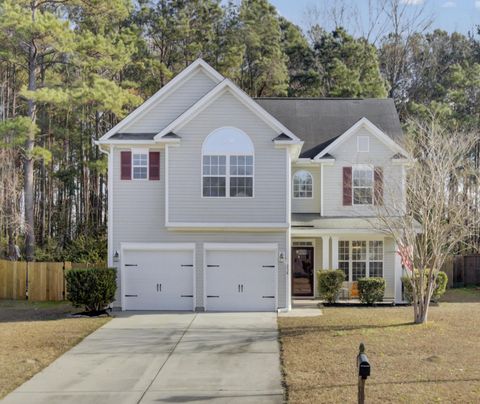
top-left (352, 165), bottom-right (373, 205)
top-left (337, 240), bottom-right (384, 281)
top-left (230, 155), bottom-right (253, 197)
top-left (202, 127), bottom-right (254, 198)
top-left (357, 136), bottom-right (370, 152)
top-left (293, 170), bottom-right (313, 198)
top-left (202, 155), bottom-right (226, 197)
top-left (132, 150), bottom-right (148, 180)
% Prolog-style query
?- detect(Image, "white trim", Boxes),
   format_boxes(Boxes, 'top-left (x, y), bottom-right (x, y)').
top-left (352, 164), bottom-right (374, 206)
top-left (96, 140), bottom-right (157, 145)
top-left (99, 145), bottom-right (114, 268)
top-left (337, 239), bottom-right (385, 282)
top-left (165, 222), bottom-right (289, 230)
top-left (292, 169), bottom-right (313, 199)
top-left (155, 79), bottom-right (303, 144)
top-left (286, 150), bottom-right (292, 310)
top-left (331, 236), bottom-right (339, 269)
top-left (202, 243), bottom-right (279, 312)
top-left (120, 242), bottom-right (196, 311)
top-left (314, 117), bottom-right (408, 159)
top-left (200, 130), bottom-right (255, 198)
top-left (357, 135), bottom-right (370, 152)
top-left (131, 148), bottom-right (149, 180)
top-left (291, 228), bottom-right (387, 236)
top-left (99, 59), bottom-right (223, 141)
top-left (321, 235), bottom-right (330, 269)
top-left (320, 164), bottom-right (324, 216)
top-left (165, 146), bottom-right (169, 225)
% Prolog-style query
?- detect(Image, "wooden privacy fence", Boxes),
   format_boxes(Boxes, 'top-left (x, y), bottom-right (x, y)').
top-left (0, 260), bottom-right (73, 301)
top-left (452, 255), bottom-right (480, 287)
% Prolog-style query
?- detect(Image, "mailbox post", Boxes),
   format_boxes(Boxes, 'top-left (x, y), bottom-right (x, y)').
top-left (357, 343), bottom-right (370, 404)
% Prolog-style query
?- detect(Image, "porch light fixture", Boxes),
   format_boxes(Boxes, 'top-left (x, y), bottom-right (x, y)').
top-left (279, 251), bottom-right (285, 263)
top-left (113, 250), bottom-right (119, 262)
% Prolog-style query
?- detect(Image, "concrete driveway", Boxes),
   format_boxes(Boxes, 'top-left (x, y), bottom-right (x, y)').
top-left (2, 312), bottom-right (283, 404)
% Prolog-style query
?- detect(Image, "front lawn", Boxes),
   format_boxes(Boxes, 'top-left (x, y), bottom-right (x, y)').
top-left (0, 300), bottom-right (110, 399)
top-left (279, 288), bottom-right (480, 403)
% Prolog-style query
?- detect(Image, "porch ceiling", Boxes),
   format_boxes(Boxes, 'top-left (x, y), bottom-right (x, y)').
top-left (291, 214), bottom-right (387, 236)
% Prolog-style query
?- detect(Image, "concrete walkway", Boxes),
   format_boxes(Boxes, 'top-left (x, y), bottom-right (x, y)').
top-left (2, 312), bottom-right (283, 404)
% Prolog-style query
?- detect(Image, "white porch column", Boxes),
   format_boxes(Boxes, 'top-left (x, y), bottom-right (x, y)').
top-left (321, 236), bottom-right (330, 269)
top-left (331, 236), bottom-right (339, 269)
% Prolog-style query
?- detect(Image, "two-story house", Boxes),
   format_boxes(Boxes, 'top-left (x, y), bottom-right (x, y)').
top-left (97, 59), bottom-right (408, 312)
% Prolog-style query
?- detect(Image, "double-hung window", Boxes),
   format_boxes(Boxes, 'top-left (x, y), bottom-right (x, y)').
top-left (202, 155), bottom-right (227, 197)
top-left (202, 127), bottom-right (254, 198)
top-left (352, 165), bottom-right (374, 205)
top-left (338, 240), bottom-right (384, 281)
top-left (230, 155), bottom-right (253, 197)
top-left (132, 150), bottom-right (148, 179)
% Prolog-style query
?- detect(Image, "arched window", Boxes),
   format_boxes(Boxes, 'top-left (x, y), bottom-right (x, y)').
top-left (293, 170), bottom-right (313, 198)
top-left (202, 127), bottom-right (254, 197)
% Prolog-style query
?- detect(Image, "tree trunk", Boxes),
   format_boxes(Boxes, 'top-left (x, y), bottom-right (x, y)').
top-left (24, 30), bottom-right (37, 261)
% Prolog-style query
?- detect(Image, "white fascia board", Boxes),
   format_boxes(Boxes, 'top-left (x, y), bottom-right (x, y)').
top-left (96, 139), bottom-right (157, 146)
top-left (99, 59), bottom-right (223, 141)
top-left (155, 79), bottom-right (303, 143)
top-left (314, 117), bottom-right (409, 159)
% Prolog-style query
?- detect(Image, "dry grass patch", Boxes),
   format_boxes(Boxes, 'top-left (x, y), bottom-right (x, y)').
top-left (0, 300), bottom-right (110, 399)
top-left (279, 289), bottom-right (480, 403)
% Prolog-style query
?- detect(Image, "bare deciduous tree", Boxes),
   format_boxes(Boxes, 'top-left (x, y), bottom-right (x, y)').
top-left (0, 147), bottom-right (23, 259)
top-left (376, 117), bottom-right (480, 324)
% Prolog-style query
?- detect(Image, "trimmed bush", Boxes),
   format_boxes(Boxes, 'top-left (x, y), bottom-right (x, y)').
top-left (66, 267), bottom-right (117, 312)
top-left (402, 270), bottom-right (448, 303)
top-left (317, 269), bottom-right (345, 303)
top-left (357, 277), bottom-right (385, 304)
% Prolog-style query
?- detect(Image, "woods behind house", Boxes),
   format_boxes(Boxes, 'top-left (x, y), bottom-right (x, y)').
top-left (0, 0), bottom-right (478, 261)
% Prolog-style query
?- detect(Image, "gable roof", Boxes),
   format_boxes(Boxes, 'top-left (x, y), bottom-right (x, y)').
top-left (155, 79), bottom-right (303, 144)
top-left (98, 59), bottom-right (223, 142)
top-left (313, 117), bottom-right (408, 159)
top-left (254, 98), bottom-right (403, 158)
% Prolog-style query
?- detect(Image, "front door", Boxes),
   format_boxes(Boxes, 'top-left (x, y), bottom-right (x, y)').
top-left (291, 247), bottom-right (314, 297)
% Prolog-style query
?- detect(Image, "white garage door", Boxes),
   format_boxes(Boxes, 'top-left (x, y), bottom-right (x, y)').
top-left (122, 247), bottom-right (194, 311)
top-left (205, 246), bottom-right (277, 312)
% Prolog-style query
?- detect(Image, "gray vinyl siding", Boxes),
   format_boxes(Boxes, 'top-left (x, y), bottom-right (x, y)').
top-left (168, 89), bottom-right (288, 224)
top-left (122, 69), bottom-right (218, 134)
top-left (291, 166), bottom-right (321, 213)
top-left (323, 128), bottom-right (405, 217)
top-left (111, 147), bottom-right (288, 309)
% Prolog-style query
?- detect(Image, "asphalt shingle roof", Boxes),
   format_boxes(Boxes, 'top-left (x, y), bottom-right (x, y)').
top-left (255, 98), bottom-right (403, 158)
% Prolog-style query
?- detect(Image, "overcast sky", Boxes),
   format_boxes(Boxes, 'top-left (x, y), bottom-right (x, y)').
top-left (269, 0), bottom-right (479, 37)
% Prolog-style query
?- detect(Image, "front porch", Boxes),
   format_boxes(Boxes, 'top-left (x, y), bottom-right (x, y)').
top-left (290, 216), bottom-right (403, 304)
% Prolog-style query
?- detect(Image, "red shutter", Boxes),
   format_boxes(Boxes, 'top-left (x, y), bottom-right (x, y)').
top-left (343, 167), bottom-right (352, 206)
top-left (149, 151), bottom-right (160, 180)
top-left (374, 167), bottom-right (384, 205)
top-left (120, 151), bottom-right (131, 180)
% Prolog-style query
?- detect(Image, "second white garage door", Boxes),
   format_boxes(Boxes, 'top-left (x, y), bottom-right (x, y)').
top-left (122, 245), bottom-right (195, 311)
top-left (204, 244), bottom-right (277, 312)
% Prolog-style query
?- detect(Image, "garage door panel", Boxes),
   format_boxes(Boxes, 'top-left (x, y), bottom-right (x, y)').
top-left (123, 249), bottom-right (194, 311)
top-left (205, 248), bottom-right (277, 312)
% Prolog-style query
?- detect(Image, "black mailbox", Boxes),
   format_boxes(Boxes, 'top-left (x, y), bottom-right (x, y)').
top-left (358, 353), bottom-right (370, 379)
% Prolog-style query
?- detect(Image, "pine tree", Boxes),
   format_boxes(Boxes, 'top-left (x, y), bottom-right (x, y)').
top-left (239, 0), bottom-right (288, 97)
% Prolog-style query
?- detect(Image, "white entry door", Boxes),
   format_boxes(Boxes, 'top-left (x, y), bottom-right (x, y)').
top-left (122, 246), bottom-right (194, 311)
top-left (205, 245), bottom-right (277, 311)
